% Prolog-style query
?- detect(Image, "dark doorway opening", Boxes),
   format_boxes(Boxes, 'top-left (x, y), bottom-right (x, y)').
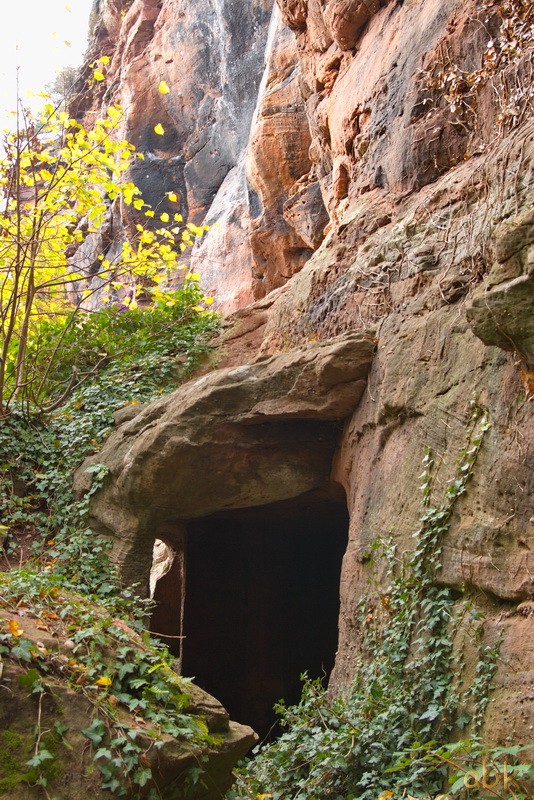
top-left (151, 490), bottom-right (348, 741)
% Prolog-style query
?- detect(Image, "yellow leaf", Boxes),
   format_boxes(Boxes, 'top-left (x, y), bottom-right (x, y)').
top-left (158, 81), bottom-right (170, 94)
top-left (95, 676), bottom-right (112, 687)
top-left (167, 192), bottom-right (178, 202)
top-left (145, 210), bottom-right (155, 218)
top-left (173, 213), bottom-right (183, 222)
top-left (154, 123), bottom-right (165, 136)
top-left (93, 69), bottom-right (105, 82)
top-left (204, 296), bottom-right (214, 305)
top-left (160, 212), bottom-right (170, 222)
top-left (8, 619), bottom-right (23, 637)
top-left (133, 199), bottom-right (144, 210)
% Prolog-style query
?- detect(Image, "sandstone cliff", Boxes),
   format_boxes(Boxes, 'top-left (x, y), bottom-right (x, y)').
top-left (76, 0), bottom-right (533, 763)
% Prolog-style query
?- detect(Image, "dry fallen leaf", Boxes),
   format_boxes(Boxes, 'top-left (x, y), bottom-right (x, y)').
top-left (7, 619), bottom-right (23, 637)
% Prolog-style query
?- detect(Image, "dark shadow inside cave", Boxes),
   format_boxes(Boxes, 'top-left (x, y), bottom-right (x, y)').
top-left (150, 489), bottom-right (348, 742)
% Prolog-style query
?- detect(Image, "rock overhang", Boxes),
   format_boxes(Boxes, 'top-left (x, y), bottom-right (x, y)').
top-left (74, 330), bottom-right (375, 585)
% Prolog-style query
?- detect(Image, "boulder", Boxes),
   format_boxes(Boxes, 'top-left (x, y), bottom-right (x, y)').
top-left (0, 604), bottom-right (255, 799)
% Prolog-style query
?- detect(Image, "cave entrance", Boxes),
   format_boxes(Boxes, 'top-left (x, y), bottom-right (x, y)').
top-left (150, 489), bottom-right (348, 741)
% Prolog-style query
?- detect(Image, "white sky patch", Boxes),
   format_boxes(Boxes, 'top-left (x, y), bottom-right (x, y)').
top-left (0, 0), bottom-right (95, 126)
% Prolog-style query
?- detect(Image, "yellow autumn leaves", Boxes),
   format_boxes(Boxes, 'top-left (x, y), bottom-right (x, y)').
top-left (7, 619), bottom-right (23, 637)
top-left (0, 55), bottom-right (216, 413)
top-left (91, 56), bottom-right (170, 140)
top-left (154, 78), bottom-right (171, 134)
top-left (90, 55), bottom-right (110, 82)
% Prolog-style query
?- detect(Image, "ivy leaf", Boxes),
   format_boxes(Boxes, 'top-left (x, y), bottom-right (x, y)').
top-left (82, 719), bottom-right (106, 746)
top-left (134, 767), bottom-right (152, 787)
top-left (18, 668), bottom-right (42, 692)
top-left (26, 749), bottom-right (54, 768)
top-left (94, 747), bottom-right (114, 761)
top-left (11, 640), bottom-right (34, 662)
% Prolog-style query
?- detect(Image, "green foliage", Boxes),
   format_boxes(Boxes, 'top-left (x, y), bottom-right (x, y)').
top-left (0, 285), bottom-right (217, 588)
top-left (0, 252), bottom-right (218, 795)
top-left (231, 407), bottom-right (504, 800)
top-left (416, 739), bottom-right (534, 800)
top-left (28, 281), bottom-right (210, 395)
top-left (0, 87), bottom-right (212, 415)
top-left (0, 718), bottom-right (64, 792)
top-left (0, 569), bottom-right (211, 797)
top-left (0, 66), bottom-right (220, 797)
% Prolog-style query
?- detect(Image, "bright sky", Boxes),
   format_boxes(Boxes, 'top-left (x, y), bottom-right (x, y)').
top-left (0, 0), bottom-right (95, 126)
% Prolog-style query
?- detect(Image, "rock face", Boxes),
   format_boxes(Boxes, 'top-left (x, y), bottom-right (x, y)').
top-left (70, 0), bottom-right (273, 313)
top-left (72, 0), bottom-right (330, 312)
top-left (75, 332), bottom-right (375, 584)
top-left (466, 206), bottom-right (534, 366)
top-left (77, 0), bottom-right (534, 756)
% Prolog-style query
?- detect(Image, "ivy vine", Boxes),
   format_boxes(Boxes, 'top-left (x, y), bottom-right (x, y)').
top-left (230, 406), bottom-right (519, 800)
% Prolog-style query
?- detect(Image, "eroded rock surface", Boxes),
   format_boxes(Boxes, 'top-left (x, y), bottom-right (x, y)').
top-left (467, 205), bottom-right (534, 366)
top-left (75, 332), bottom-right (375, 583)
top-left (71, 0), bottom-right (276, 312)
top-left (76, 0), bottom-right (534, 753)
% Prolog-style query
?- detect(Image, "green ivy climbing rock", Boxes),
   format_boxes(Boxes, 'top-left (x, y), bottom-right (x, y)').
top-left (229, 407), bottom-right (533, 800)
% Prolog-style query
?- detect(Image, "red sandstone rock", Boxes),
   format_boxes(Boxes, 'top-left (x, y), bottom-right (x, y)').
top-left (246, 15), bottom-right (316, 297)
top-left (75, 0), bottom-right (534, 750)
top-left (323, 0), bottom-right (384, 50)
